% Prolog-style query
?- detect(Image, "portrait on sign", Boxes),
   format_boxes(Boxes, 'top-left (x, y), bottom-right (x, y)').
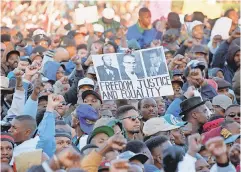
top-left (92, 46), bottom-right (174, 100)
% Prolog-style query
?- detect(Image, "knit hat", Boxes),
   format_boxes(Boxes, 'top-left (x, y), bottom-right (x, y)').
top-left (55, 129), bottom-right (72, 140)
top-left (0, 132), bottom-right (15, 147)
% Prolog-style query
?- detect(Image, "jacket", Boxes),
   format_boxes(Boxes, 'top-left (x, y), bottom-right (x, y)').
top-left (212, 40), bottom-right (240, 83)
top-left (80, 150), bottom-right (103, 172)
top-left (96, 65), bottom-right (120, 81)
top-left (232, 68), bottom-right (240, 104)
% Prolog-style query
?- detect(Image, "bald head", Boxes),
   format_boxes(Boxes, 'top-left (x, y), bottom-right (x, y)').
top-left (53, 47), bottom-right (70, 62)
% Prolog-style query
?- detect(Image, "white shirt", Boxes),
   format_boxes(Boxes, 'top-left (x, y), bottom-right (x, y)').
top-left (126, 71), bottom-right (138, 80)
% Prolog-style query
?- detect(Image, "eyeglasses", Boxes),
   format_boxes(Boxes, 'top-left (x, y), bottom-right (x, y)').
top-left (228, 113), bottom-right (240, 118)
top-left (120, 115), bottom-right (142, 121)
top-left (60, 102), bottom-right (68, 106)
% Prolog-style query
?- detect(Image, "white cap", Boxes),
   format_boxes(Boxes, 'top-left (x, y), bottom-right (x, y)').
top-left (78, 77), bottom-right (95, 88)
top-left (212, 94), bottom-right (232, 110)
top-left (93, 24), bottom-right (104, 33)
top-left (190, 20), bottom-right (203, 31)
top-left (102, 8), bottom-right (115, 20)
top-left (33, 29), bottom-right (46, 37)
top-left (143, 117), bottom-right (180, 136)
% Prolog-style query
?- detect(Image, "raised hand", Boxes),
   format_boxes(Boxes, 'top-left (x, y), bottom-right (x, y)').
top-left (53, 147), bottom-right (81, 169)
top-left (13, 68), bottom-right (24, 79)
top-left (184, 38), bottom-right (193, 48)
top-left (25, 65), bottom-right (39, 77)
top-left (107, 134), bottom-right (127, 151)
top-left (71, 55), bottom-right (82, 65)
top-left (187, 133), bottom-right (202, 157)
top-left (46, 94), bottom-right (62, 112)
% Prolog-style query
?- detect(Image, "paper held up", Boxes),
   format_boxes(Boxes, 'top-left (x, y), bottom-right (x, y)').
top-left (75, 6), bottom-right (99, 25)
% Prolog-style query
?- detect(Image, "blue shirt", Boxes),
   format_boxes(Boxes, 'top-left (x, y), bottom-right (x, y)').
top-left (127, 23), bottom-right (157, 48)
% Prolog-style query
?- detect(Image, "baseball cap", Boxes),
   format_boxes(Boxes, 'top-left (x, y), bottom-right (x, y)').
top-left (82, 90), bottom-right (102, 104)
top-left (171, 80), bottom-right (184, 87)
top-left (118, 151), bottom-right (148, 164)
top-left (93, 24), bottom-right (104, 33)
top-left (190, 20), bottom-right (204, 31)
top-left (32, 29), bottom-right (46, 37)
top-left (224, 134), bottom-right (240, 144)
top-left (78, 77), bottom-right (95, 89)
top-left (163, 114), bottom-right (187, 127)
top-left (76, 104), bottom-right (99, 135)
top-left (173, 69), bottom-right (183, 76)
top-left (212, 95), bottom-right (232, 110)
top-left (203, 118), bottom-right (224, 133)
top-left (103, 8), bottom-right (115, 20)
top-left (98, 161), bottom-right (111, 172)
top-left (213, 77), bottom-right (231, 89)
top-left (87, 126), bottom-right (114, 144)
top-left (190, 45), bottom-right (208, 54)
top-left (143, 117), bottom-right (180, 136)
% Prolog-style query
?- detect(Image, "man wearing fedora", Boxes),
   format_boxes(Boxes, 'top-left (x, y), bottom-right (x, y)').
top-left (180, 96), bottom-right (210, 134)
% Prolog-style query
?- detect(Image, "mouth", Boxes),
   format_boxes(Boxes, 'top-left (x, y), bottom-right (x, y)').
top-left (1, 157), bottom-right (9, 161)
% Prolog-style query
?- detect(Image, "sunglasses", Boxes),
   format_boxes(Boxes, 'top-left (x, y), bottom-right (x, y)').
top-left (120, 115), bottom-right (142, 121)
top-left (228, 113), bottom-right (240, 118)
top-left (60, 102), bottom-right (68, 106)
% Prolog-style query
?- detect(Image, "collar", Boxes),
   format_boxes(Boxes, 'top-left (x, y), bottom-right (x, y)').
top-left (137, 21), bottom-right (152, 33)
top-left (137, 22), bottom-right (145, 33)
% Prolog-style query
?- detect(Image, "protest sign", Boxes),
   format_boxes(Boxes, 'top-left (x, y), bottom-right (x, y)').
top-left (75, 6), bottom-right (98, 25)
top-left (92, 46), bottom-right (174, 100)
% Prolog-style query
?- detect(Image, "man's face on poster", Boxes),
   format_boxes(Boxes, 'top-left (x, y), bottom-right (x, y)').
top-left (103, 55), bottom-right (112, 67)
top-left (150, 52), bottom-right (160, 67)
top-left (123, 55), bottom-right (136, 73)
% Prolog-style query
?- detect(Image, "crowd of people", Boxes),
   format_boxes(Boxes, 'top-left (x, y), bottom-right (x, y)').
top-left (0, 1), bottom-right (240, 172)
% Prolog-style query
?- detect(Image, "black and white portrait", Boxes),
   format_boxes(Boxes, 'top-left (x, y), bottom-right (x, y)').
top-left (96, 54), bottom-right (121, 81)
top-left (142, 48), bottom-right (168, 77)
top-left (117, 53), bottom-right (145, 80)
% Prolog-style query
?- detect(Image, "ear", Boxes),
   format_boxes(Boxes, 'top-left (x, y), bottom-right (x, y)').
top-left (191, 111), bottom-right (198, 119)
top-left (25, 129), bottom-right (32, 137)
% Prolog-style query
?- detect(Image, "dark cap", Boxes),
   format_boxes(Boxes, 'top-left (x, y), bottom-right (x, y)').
top-left (33, 34), bottom-right (50, 45)
top-left (82, 90), bottom-right (102, 104)
top-left (118, 151), bottom-right (149, 164)
top-left (213, 77), bottom-right (231, 89)
top-left (6, 50), bottom-right (20, 61)
top-left (190, 45), bottom-right (208, 54)
top-left (171, 80), bottom-right (184, 87)
top-left (60, 36), bottom-right (76, 48)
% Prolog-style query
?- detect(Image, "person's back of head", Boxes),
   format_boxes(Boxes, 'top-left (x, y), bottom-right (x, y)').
top-left (124, 140), bottom-right (146, 153)
top-left (192, 11), bottom-right (205, 23)
top-left (36, 108), bottom-right (46, 126)
top-left (163, 145), bottom-right (185, 172)
top-left (145, 136), bottom-right (169, 153)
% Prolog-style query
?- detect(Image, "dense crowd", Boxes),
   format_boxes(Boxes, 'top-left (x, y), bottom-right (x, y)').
top-left (0, 1), bottom-right (240, 172)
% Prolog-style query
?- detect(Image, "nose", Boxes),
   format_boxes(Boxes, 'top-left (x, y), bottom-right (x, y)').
top-left (149, 106), bottom-right (154, 112)
top-left (8, 127), bottom-right (13, 133)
